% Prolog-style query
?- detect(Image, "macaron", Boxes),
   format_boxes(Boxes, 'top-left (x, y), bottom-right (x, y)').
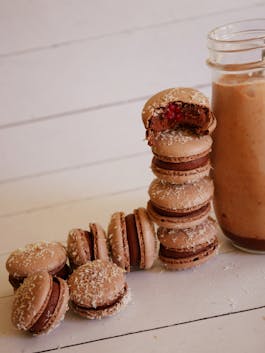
top-left (157, 217), bottom-right (219, 270)
top-left (108, 207), bottom-right (158, 271)
top-left (147, 177), bottom-right (213, 229)
top-left (6, 242), bottom-right (71, 289)
top-left (151, 129), bottom-right (212, 183)
top-left (67, 223), bottom-right (109, 269)
top-left (142, 87), bottom-right (216, 146)
top-left (11, 271), bottom-right (69, 335)
top-left (68, 260), bottom-right (130, 319)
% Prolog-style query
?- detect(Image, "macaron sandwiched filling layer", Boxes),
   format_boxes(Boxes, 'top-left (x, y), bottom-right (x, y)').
top-left (159, 239), bottom-right (218, 260)
top-left (8, 262), bottom-right (71, 289)
top-left (152, 154), bottom-right (210, 172)
top-left (68, 260), bottom-right (130, 319)
top-left (29, 278), bottom-right (60, 334)
top-left (71, 283), bottom-right (129, 315)
top-left (148, 200), bottom-right (211, 218)
top-left (125, 214), bottom-right (141, 268)
top-left (157, 218), bottom-right (219, 270)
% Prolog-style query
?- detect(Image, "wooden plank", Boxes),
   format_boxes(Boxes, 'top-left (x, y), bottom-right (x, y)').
top-left (0, 86), bottom-right (210, 182)
top-left (0, 0), bottom-right (257, 56)
top-left (0, 251), bottom-right (264, 353)
top-left (0, 5), bottom-right (263, 127)
top-left (0, 154), bottom-right (151, 216)
top-left (33, 307), bottom-right (265, 353)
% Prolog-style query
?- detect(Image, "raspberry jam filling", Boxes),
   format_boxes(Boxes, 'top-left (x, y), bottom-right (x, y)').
top-left (147, 102), bottom-right (210, 145)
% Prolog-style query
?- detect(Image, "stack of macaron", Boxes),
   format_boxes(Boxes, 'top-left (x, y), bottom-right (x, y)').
top-left (142, 87), bottom-right (219, 270)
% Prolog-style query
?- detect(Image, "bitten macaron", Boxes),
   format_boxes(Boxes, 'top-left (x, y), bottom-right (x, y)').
top-left (108, 207), bottom-right (158, 271)
top-left (158, 217), bottom-right (219, 270)
top-left (147, 177), bottom-right (213, 229)
top-left (142, 87), bottom-right (216, 146)
top-left (151, 129), bottom-right (212, 184)
top-left (6, 242), bottom-right (71, 289)
top-left (67, 223), bottom-right (109, 269)
top-left (11, 271), bottom-right (69, 335)
top-left (68, 260), bottom-right (130, 319)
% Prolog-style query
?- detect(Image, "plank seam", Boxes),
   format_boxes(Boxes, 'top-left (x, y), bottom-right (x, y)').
top-left (33, 304), bottom-right (265, 353)
top-left (0, 2), bottom-right (262, 59)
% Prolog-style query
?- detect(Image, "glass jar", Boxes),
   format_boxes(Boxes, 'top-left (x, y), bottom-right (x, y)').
top-left (207, 19), bottom-right (265, 253)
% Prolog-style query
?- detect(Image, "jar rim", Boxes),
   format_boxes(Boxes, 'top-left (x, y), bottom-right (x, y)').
top-left (208, 18), bottom-right (265, 44)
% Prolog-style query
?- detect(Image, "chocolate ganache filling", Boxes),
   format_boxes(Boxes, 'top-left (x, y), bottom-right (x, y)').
top-left (29, 278), bottom-right (60, 334)
top-left (149, 201), bottom-right (210, 218)
top-left (125, 214), bottom-right (141, 267)
top-left (159, 239), bottom-right (218, 259)
top-left (152, 155), bottom-right (209, 171)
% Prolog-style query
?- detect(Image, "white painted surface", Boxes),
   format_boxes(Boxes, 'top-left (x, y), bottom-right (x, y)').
top-left (0, 1), bottom-right (264, 352)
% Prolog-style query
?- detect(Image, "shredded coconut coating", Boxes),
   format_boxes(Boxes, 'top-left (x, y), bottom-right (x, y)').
top-left (154, 129), bottom-right (204, 145)
top-left (142, 87), bottom-right (210, 120)
top-left (12, 272), bottom-right (50, 331)
top-left (6, 241), bottom-right (66, 277)
top-left (158, 217), bottom-right (218, 250)
top-left (149, 177), bottom-right (213, 210)
top-left (68, 260), bottom-right (127, 308)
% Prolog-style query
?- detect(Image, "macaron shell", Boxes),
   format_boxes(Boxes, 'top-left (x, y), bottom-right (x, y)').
top-left (108, 212), bottom-right (130, 271)
top-left (67, 229), bottom-right (91, 267)
top-left (158, 217), bottom-right (218, 250)
top-left (89, 223), bottom-right (109, 262)
top-left (142, 87), bottom-right (211, 129)
top-left (151, 159), bottom-right (211, 184)
top-left (148, 177), bottom-right (214, 212)
top-left (134, 208), bottom-right (157, 269)
top-left (159, 239), bottom-right (218, 270)
top-left (147, 200), bottom-right (211, 229)
top-left (71, 284), bottom-right (131, 320)
top-left (12, 271), bottom-right (52, 330)
top-left (6, 242), bottom-right (67, 278)
top-left (42, 278), bottom-right (69, 334)
top-left (151, 130), bottom-right (212, 161)
top-left (68, 260), bottom-right (126, 308)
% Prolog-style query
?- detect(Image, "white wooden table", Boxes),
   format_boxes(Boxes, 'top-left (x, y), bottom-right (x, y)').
top-left (1, 1), bottom-right (265, 352)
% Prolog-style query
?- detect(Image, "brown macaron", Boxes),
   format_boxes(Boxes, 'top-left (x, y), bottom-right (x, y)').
top-left (11, 271), bottom-right (69, 335)
top-left (108, 207), bottom-right (158, 272)
top-left (68, 260), bottom-right (130, 320)
top-left (151, 129), bottom-right (212, 184)
top-left (6, 242), bottom-right (71, 289)
top-left (67, 223), bottom-right (109, 269)
top-left (157, 217), bottom-right (219, 270)
top-left (142, 87), bottom-right (216, 145)
top-left (147, 177), bottom-right (213, 229)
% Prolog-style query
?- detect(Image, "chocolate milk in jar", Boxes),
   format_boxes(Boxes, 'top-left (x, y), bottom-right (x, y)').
top-left (207, 19), bottom-right (265, 252)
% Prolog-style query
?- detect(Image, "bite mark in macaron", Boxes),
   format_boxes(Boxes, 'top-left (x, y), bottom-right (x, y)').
top-left (142, 88), bottom-right (216, 145)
